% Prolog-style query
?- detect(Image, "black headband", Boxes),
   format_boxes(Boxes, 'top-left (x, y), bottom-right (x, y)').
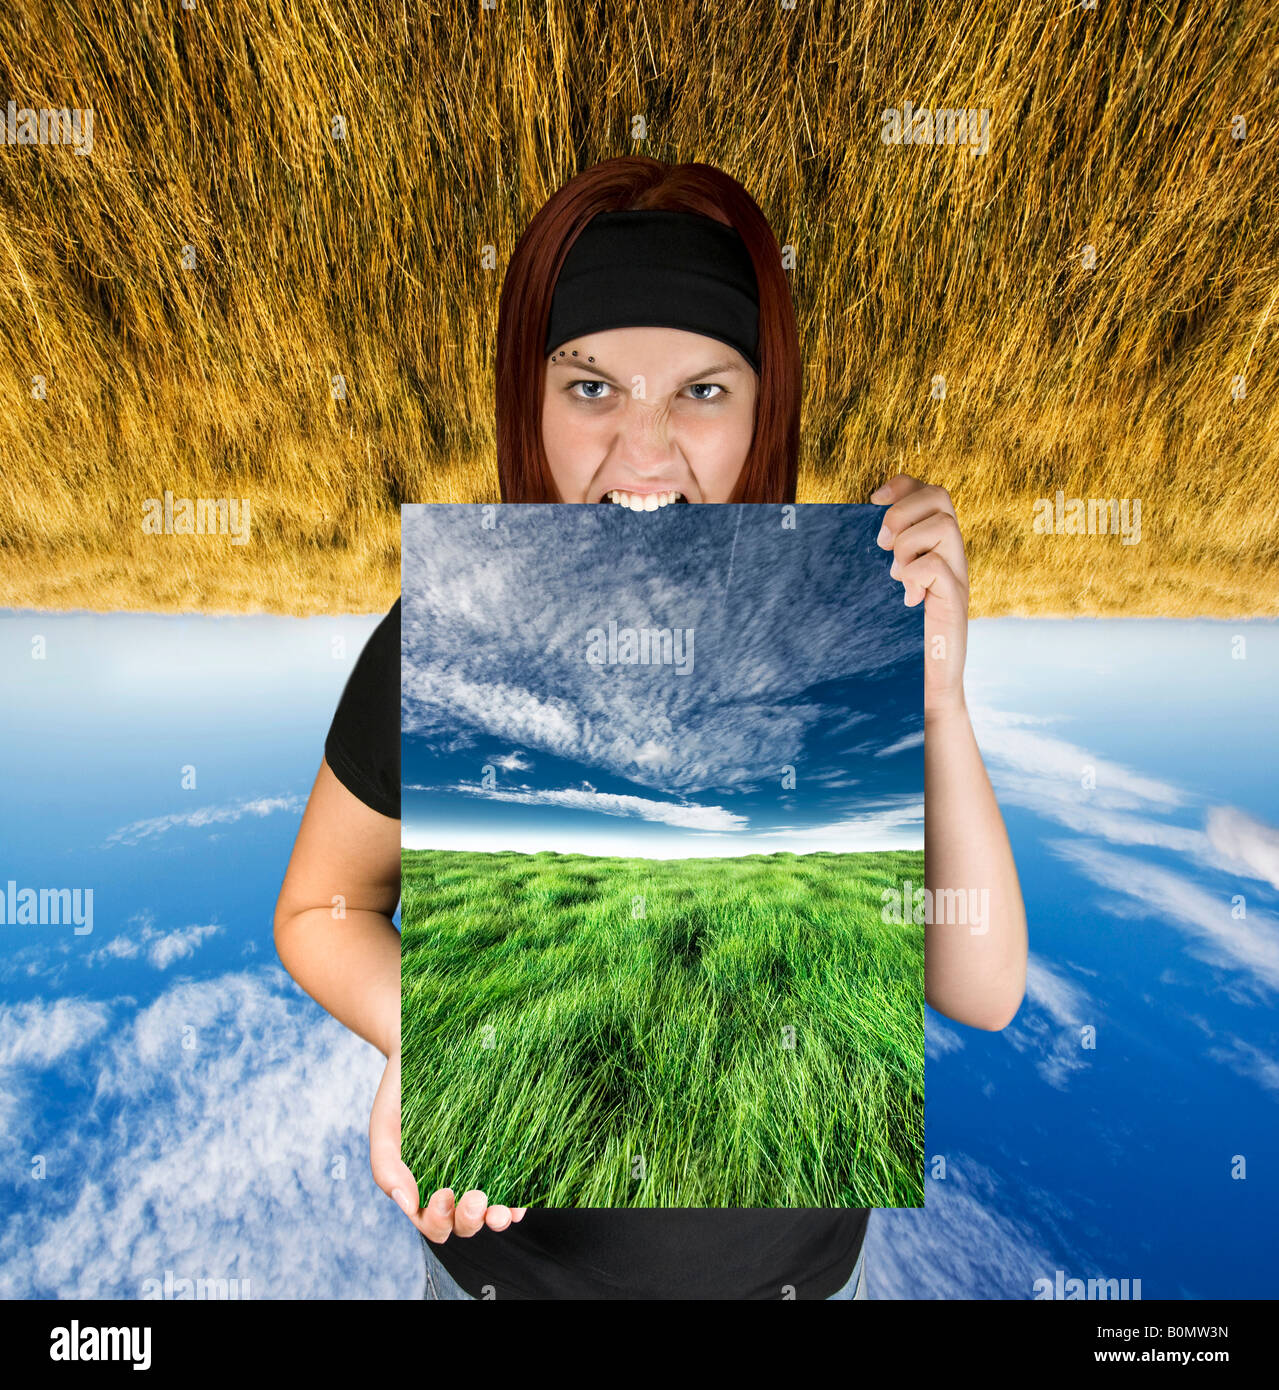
top-left (544, 210), bottom-right (760, 371)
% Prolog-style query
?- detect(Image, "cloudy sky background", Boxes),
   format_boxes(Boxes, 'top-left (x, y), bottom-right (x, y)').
top-left (402, 505), bottom-right (924, 857)
top-left (0, 610), bottom-right (1275, 1297)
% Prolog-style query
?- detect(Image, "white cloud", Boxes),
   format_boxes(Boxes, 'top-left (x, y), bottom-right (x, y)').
top-left (0, 997), bottom-right (112, 1156)
top-left (147, 925), bottom-right (222, 970)
top-left (1049, 840), bottom-right (1279, 993)
top-left (1204, 1035), bottom-right (1279, 1096)
top-left (1001, 955), bottom-right (1096, 1089)
top-left (0, 971), bottom-right (420, 1299)
top-left (85, 916), bottom-right (223, 971)
top-left (925, 1011), bottom-right (966, 1059)
top-left (0, 996), bottom-right (111, 1070)
top-left (1205, 806), bottom-right (1279, 891)
top-left (970, 707), bottom-right (1279, 891)
top-left (875, 729), bottom-right (925, 758)
top-left (106, 796), bottom-right (302, 846)
top-left (1024, 956), bottom-right (1091, 1026)
top-left (970, 718), bottom-right (1184, 814)
top-left (448, 782), bottom-right (748, 833)
top-left (768, 795), bottom-right (924, 851)
top-left (868, 1157), bottom-right (1067, 1298)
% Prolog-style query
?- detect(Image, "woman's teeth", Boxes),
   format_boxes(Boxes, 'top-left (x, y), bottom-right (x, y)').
top-left (604, 490), bottom-right (685, 510)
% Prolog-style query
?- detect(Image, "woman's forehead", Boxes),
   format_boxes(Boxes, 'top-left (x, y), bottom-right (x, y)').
top-left (547, 326), bottom-right (754, 377)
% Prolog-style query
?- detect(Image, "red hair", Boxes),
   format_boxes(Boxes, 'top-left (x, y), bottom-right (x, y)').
top-left (496, 157), bottom-right (800, 504)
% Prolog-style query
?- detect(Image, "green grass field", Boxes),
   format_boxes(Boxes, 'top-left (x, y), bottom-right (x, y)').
top-left (401, 848), bottom-right (924, 1208)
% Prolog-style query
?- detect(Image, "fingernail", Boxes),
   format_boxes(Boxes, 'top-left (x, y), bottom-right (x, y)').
top-left (876, 525), bottom-right (892, 548)
top-left (870, 486), bottom-right (890, 503)
top-left (392, 1188), bottom-right (414, 1215)
top-left (889, 559), bottom-right (900, 579)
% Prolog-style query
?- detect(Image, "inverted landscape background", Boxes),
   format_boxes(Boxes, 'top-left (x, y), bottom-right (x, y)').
top-left (2, 0), bottom-right (1277, 1301)
top-left (1, 1), bottom-right (1275, 615)
top-left (1, 613), bottom-right (1274, 1292)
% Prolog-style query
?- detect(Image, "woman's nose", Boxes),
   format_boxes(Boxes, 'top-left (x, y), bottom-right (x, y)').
top-left (614, 400), bottom-right (677, 468)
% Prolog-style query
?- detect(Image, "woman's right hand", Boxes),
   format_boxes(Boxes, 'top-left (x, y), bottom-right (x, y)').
top-left (369, 1044), bottom-right (527, 1241)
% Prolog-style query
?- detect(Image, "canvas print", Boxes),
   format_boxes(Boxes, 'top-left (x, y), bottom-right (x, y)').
top-left (401, 503), bottom-right (924, 1208)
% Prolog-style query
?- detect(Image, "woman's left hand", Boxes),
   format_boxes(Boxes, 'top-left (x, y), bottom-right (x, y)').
top-left (871, 474), bottom-right (969, 718)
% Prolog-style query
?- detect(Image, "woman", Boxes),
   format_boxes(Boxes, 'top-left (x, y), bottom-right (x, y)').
top-left (274, 156), bottom-right (1027, 1299)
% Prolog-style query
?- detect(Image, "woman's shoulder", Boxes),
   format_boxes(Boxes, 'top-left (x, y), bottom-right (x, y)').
top-left (323, 596), bottom-right (401, 818)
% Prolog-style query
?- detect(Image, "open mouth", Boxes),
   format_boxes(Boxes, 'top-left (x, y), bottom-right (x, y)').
top-left (599, 490), bottom-right (689, 510)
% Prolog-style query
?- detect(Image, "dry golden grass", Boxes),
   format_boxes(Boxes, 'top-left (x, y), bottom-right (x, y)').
top-left (1, 0), bottom-right (1276, 615)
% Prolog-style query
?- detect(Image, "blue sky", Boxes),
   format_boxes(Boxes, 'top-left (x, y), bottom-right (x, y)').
top-left (874, 618), bottom-right (1279, 1297)
top-left (0, 609), bottom-right (1276, 1297)
top-left (402, 505), bottom-right (924, 857)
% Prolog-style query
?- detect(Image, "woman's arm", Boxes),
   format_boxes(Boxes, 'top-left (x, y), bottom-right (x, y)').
top-left (921, 700), bottom-right (1027, 1030)
top-left (274, 758), bottom-right (525, 1237)
top-left (273, 758), bottom-right (402, 1057)
top-left (874, 475), bottom-right (1028, 1031)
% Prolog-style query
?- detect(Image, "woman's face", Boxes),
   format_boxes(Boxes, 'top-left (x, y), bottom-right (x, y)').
top-left (541, 326), bottom-right (758, 506)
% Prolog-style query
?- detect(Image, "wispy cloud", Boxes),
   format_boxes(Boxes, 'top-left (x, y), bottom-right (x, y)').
top-left (925, 1010), bottom-right (966, 1059)
top-left (971, 714), bottom-right (1184, 814)
top-left (489, 751), bottom-right (533, 772)
top-left (769, 794), bottom-right (924, 849)
top-left (0, 996), bottom-right (111, 1070)
top-left (106, 796), bottom-right (302, 846)
top-left (450, 782), bottom-right (749, 833)
top-left (875, 729), bottom-right (925, 757)
top-left (1205, 806), bottom-right (1279, 891)
top-left (0, 971), bottom-right (418, 1299)
top-left (869, 1157), bottom-right (1067, 1298)
top-left (86, 915), bottom-right (223, 970)
top-left (1001, 955), bottom-right (1096, 1089)
top-left (402, 506), bottom-right (920, 800)
top-left (1049, 840), bottom-right (1279, 994)
top-left (971, 708), bottom-right (1279, 891)
top-left (1204, 1035), bottom-right (1279, 1096)
top-left (0, 997), bottom-right (112, 1152)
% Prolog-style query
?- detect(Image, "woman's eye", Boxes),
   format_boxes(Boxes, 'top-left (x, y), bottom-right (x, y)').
top-left (686, 383), bottom-right (725, 400)
top-left (571, 380), bottom-right (611, 400)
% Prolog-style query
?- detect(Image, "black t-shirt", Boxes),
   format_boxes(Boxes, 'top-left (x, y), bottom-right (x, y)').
top-left (325, 598), bottom-right (870, 1299)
